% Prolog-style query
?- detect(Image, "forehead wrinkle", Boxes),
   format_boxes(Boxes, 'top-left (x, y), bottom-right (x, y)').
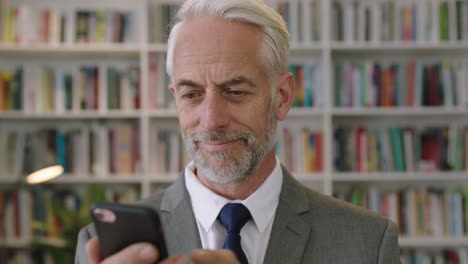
top-left (219, 76), bottom-right (256, 89)
top-left (174, 57), bottom-right (262, 87)
top-left (174, 79), bottom-right (202, 90)
top-left (175, 51), bottom-right (255, 68)
top-left (174, 75), bottom-right (257, 93)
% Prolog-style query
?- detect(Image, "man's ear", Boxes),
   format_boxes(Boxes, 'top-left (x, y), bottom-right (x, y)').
top-left (274, 72), bottom-right (295, 121)
top-left (168, 84), bottom-right (175, 95)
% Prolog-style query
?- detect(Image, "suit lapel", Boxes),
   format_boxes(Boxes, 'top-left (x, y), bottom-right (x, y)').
top-left (263, 166), bottom-right (311, 264)
top-left (160, 173), bottom-right (202, 255)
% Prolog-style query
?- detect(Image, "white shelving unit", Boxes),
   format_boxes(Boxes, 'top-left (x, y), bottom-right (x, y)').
top-left (1, 0), bottom-right (468, 259)
top-left (334, 171), bottom-right (468, 181)
top-left (399, 237), bottom-right (468, 248)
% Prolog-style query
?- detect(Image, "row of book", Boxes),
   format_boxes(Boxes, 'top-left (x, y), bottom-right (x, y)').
top-left (148, 53), bottom-right (175, 110)
top-left (3, 123), bottom-right (467, 179)
top-left (0, 129), bottom-right (22, 179)
top-left (107, 66), bottom-right (141, 110)
top-left (0, 68), bottom-right (22, 111)
top-left (277, 126), bottom-right (323, 173)
top-left (335, 186), bottom-right (468, 237)
top-left (0, 0), bottom-right (137, 44)
top-left (274, 0), bottom-right (321, 43)
top-left (23, 128), bottom-right (84, 176)
top-left (148, 4), bottom-right (179, 43)
top-left (149, 127), bottom-right (189, 175)
top-left (0, 127), bottom-right (85, 179)
top-left (0, 63), bottom-right (140, 112)
top-left (400, 248), bottom-right (468, 264)
top-left (0, 2), bottom-right (65, 44)
top-left (75, 122), bottom-right (142, 176)
top-left (334, 125), bottom-right (468, 172)
top-left (99, 122), bottom-right (141, 175)
top-left (1, 250), bottom-right (52, 264)
top-left (0, 122), bottom-right (142, 179)
top-left (1, 251), bottom-right (32, 264)
top-left (332, 0), bottom-right (468, 42)
top-left (289, 63), bottom-right (323, 108)
top-left (0, 186), bottom-right (137, 244)
top-left (334, 60), bottom-right (468, 108)
top-left (76, 10), bottom-right (135, 44)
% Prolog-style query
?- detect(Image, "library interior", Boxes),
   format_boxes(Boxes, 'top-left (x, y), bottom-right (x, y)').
top-left (0, 0), bottom-right (468, 263)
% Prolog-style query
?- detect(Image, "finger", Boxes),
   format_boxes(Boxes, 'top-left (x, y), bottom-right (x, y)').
top-left (159, 255), bottom-right (190, 264)
top-left (191, 249), bottom-right (240, 264)
top-left (101, 243), bottom-right (159, 264)
top-left (85, 237), bottom-right (101, 264)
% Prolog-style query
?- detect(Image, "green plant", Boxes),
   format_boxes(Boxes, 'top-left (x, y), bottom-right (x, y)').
top-left (32, 184), bottom-right (108, 263)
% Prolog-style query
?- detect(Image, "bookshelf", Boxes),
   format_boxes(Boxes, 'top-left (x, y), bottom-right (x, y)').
top-left (0, 0), bottom-right (468, 262)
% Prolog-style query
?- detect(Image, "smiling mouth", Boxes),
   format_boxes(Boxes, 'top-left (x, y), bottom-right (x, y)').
top-left (198, 139), bottom-right (242, 152)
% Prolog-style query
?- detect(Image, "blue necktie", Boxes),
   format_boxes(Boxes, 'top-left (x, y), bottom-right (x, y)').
top-left (218, 203), bottom-right (251, 264)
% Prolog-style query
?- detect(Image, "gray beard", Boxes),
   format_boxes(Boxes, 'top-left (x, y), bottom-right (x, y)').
top-left (183, 105), bottom-right (277, 184)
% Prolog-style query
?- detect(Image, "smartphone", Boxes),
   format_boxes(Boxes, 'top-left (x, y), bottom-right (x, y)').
top-left (90, 202), bottom-right (168, 260)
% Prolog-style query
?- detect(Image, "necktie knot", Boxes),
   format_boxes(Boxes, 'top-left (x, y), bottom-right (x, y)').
top-left (218, 203), bottom-right (252, 233)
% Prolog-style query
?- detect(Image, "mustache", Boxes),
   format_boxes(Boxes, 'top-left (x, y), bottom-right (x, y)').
top-left (187, 130), bottom-right (252, 144)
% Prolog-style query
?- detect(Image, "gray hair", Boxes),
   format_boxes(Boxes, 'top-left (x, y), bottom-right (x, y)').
top-left (166, 0), bottom-right (290, 83)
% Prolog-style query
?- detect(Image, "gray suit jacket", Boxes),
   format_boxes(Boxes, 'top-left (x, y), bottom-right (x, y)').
top-left (75, 167), bottom-right (401, 263)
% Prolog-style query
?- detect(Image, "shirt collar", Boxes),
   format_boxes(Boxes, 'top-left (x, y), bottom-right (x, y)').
top-left (185, 157), bottom-right (283, 233)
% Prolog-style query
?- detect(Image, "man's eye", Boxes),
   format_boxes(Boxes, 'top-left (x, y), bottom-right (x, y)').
top-left (227, 90), bottom-right (246, 96)
top-left (182, 92), bottom-right (200, 100)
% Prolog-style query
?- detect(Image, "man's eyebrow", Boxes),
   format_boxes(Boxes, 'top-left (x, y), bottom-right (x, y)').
top-left (175, 79), bottom-right (201, 89)
top-left (175, 76), bottom-right (256, 89)
top-left (219, 76), bottom-right (256, 88)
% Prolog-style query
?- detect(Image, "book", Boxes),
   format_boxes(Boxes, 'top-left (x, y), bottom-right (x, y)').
top-left (335, 60), bottom-right (465, 108)
top-left (403, 128), bottom-right (415, 172)
top-left (439, 1), bottom-right (449, 41)
top-left (334, 125), bottom-right (468, 173)
top-left (336, 186), bottom-right (468, 238)
top-left (115, 123), bottom-right (133, 174)
top-left (420, 128), bottom-right (442, 171)
top-left (289, 62), bottom-right (322, 108)
top-left (331, 0), bottom-right (468, 43)
top-left (0, 130), bottom-right (24, 179)
top-left (72, 9), bottom-right (135, 43)
top-left (277, 126), bottom-right (323, 174)
top-left (148, 2), bottom-right (164, 42)
top-left (389, 127), bottom-right (405, 172)
top-left (107, 67), bottom-right (120, 109)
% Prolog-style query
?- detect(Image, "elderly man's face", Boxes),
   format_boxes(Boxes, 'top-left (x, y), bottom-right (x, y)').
top-left (169, 17), bottom-right (277, 183)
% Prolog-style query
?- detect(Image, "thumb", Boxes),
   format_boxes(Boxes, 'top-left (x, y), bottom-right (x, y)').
top-left (191, 249), bottom-right (240, 264)
top-left (102, 243), bottom-right (159, 264)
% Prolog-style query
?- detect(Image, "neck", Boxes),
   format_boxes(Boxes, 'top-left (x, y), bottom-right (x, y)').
top-left (196, 149), bottom-right (277, 200)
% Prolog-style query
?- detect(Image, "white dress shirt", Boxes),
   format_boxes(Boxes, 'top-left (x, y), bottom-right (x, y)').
top-left (185, 157), bottom-right (283, 264)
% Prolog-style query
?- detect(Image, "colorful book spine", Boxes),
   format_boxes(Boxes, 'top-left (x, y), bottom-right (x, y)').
top-left (334, 125), bottom-right (468, 173)
top-left (335, 186), bottom-right (468, 238)
top-left (289, 62), bottom-right (322, 108)
top-left (332, 0), bottom-right (465, 43)
top-left (277, 126), bottom-right (323, 174)
top-left (335, 60), bottom-right (467, 108)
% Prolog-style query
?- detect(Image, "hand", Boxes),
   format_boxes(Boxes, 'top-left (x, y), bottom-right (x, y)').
top-left (86, 237), bottom-right (162, 264)
top-left (157, 249), bottom-right (239, 264)
top-left (86, 237), bottom-right (239, 264)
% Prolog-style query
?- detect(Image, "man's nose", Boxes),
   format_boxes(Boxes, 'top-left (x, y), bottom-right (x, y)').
top-left (199, 92), bottom-right (229, 130)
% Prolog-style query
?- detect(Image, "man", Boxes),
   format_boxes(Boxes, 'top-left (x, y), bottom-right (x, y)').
top-left (76, 0), bottom-right (401, 263)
